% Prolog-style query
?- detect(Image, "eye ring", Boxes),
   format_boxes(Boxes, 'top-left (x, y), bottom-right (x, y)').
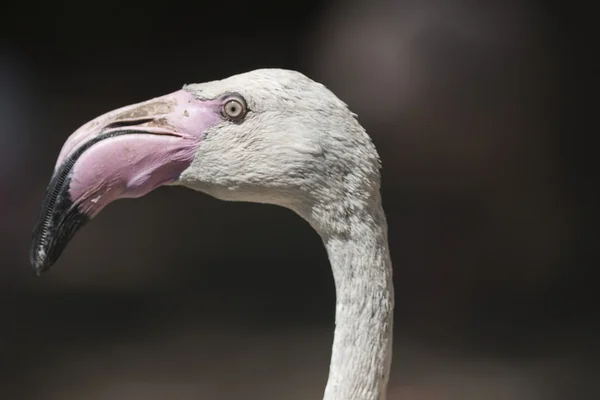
top-left (222, 96), bottom-right (247, 121)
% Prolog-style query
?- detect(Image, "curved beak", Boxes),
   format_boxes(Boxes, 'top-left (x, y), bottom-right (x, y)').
top-left (30, 89), bottom-right (221, 275)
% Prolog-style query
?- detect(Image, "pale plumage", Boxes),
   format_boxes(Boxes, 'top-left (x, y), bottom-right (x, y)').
top-left (31, 69), bottom-right (394, 400)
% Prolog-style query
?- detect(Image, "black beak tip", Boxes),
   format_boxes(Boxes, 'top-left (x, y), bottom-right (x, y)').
top-left (31, 152), bottom-right (93, 277)
top-left (33, 261), bottom-right (50, 277)
top-left (29, 245), bottom-right (52, 276)
top-left (29, 207), bottom-right (90, 276)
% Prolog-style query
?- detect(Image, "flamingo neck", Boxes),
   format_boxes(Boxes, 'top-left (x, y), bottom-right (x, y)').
top-left (309, 196), bottom-right (394, 400)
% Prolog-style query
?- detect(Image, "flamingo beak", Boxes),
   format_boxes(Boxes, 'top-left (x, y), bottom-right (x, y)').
top-left (30, 89), bottom-right (222, 275)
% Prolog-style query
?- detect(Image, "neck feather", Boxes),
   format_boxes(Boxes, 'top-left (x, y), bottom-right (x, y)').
top-left (305, 194), bottom-right (394, 400)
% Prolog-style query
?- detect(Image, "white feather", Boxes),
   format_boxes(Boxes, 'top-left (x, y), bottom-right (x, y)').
top-left (179, 69), bottom-right (393, 400)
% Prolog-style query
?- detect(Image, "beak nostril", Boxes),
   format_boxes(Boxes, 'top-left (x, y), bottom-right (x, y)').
top-left (104, 117), bottom-right (155, 130)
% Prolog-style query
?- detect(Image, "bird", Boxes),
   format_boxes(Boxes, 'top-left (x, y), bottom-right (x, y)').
top-left (30, 69), bottom-right (394, 400)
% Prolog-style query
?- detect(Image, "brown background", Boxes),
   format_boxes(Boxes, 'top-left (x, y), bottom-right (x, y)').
top-left (1, 0), bottom-right (595, 399)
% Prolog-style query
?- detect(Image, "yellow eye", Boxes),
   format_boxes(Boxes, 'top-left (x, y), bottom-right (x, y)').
top-left (223, 98), bottom-right (246, 120)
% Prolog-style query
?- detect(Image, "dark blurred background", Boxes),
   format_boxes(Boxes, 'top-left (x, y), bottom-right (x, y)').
top-left (1, 0), bottom-right (595, 399)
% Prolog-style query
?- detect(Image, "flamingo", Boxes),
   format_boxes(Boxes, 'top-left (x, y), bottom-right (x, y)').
top-left (30, 69), bottom-right (394, 400)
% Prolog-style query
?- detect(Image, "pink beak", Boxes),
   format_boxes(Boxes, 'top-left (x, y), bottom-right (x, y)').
top-left (30, 89), bottom-right (223, 274)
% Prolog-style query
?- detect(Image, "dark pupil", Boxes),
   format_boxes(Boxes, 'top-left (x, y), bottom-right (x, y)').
top-left (228, 103), bottom-right (238, 114)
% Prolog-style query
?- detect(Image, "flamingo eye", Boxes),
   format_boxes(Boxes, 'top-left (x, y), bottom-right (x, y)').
top-left (222, 96), bottom-right (246, 121)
